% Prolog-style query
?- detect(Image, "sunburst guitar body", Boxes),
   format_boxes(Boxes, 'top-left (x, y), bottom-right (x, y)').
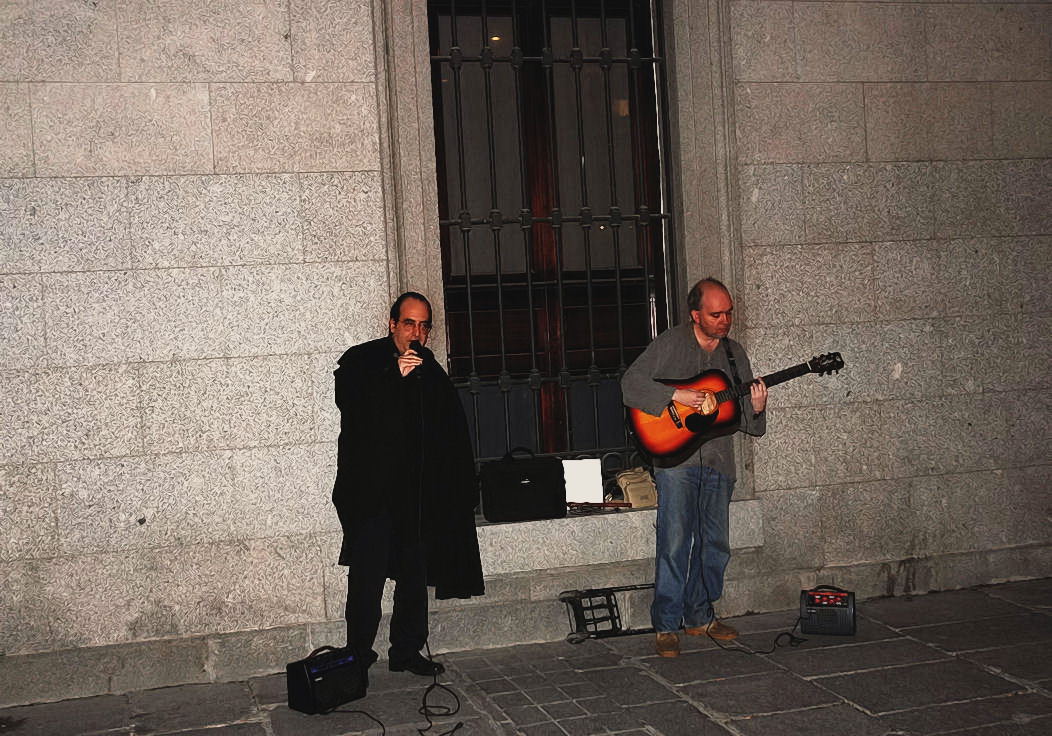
top-left (628, 352), bottom-right (844, 458)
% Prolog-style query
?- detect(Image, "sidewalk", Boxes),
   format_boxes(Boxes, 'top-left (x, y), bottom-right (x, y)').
top-left (1, 578), bottom-right (1049, 735)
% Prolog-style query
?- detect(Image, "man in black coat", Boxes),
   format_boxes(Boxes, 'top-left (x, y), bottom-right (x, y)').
top-left (332, 292), bottom-right (484, 681)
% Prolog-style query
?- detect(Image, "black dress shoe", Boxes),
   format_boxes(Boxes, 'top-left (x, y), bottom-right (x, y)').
top-left (389, 652), bottom-right (445, 676)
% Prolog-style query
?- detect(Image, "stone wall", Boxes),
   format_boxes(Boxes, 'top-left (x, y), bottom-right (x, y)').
top-left (729, 0), bottom-right (1051, 597)
top-left (0, 0), bottom-right (1049, 706)
top-left (0, 0), bottom-right (388, 663)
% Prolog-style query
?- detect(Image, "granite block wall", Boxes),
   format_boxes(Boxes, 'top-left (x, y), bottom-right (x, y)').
top-left (731, 0), bottom-right (1051, 591)
top-left (0, 0), bottom-right (390, 662)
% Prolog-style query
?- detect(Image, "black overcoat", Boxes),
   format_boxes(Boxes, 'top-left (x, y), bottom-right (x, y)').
top-left (332, 336), bottom-right (485, 600)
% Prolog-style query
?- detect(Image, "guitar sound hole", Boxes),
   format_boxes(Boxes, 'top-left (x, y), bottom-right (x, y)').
top-left (684, 413), bottom-right (706, 432)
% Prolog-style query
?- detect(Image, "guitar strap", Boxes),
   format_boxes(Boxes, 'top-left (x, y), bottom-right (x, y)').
top-left (721, 338), bottom-right (744, 389)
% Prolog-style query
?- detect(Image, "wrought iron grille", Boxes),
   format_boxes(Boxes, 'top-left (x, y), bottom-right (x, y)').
top-left (428, 0), bottom-right (675, 478)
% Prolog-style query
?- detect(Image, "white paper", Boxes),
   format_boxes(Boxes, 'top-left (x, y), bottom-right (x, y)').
top-left (561, 458), bottom-right (604, 504)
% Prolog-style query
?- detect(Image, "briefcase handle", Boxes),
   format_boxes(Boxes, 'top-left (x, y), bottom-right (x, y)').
top-left (308, 645), bottom-right (338, 658)
top-left (502, 446), bottom-right (539, 461)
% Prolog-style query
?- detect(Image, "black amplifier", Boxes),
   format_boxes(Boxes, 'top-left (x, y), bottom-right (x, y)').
top-left (800, 585), bottom-right (856, 636)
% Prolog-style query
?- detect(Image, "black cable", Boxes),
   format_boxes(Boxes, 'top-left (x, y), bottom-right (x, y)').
top-left (331, 708), bottom-right (387, 734)
top-left (417, 642), bottom-right (464, 736)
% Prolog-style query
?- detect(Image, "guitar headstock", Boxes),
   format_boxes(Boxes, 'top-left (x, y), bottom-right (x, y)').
top-left (808, 352), bottom-right (844, 375)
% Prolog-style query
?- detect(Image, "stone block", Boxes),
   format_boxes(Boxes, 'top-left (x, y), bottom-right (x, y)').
top-left (0, 694), bottom-right (132, 730)
top-left (878, 691), bottom-right (1052, 736)
top-left (933, 314), bottom-right (1024, 395)
top-left (803, 163), bottom-right (933, 243)
top-left (992, 82), bottom-right (1052, 159)
top-left (2, 537), bottom-right (326, 652)
top-left (730, 2), bottom-right (797, 82)
top-left (55, 452), bottom-right (232, 554)
top-left (138, 354), bottom-right (316, 453)
top-left (736, 83), bottom-right (864, 163)
top-left (932, 159), bottom-right (1052, 239)
top-left (0, 463), bottom-right (57, 563)
top-left (925, 5), bottom-right (1052, 81)
top-left (821, 479), bottom-right (922, 566)
top-left (928, 546), bottom-right (1052, 594)
top-left (477, 510), bottom-right (657, 576)
top-left (740, 326), bottom-right (821, 410)
top-left (738, 165), bottom-right (803, 245)
top-left (809, 320), bottom-right (914, 403)
top-left (211, 83), bottom-right (380, 173)
top-left (106, 637), bottom-right (211, 693)
top-left (966, 642), bottom-right (1052, 686)
top-left (127, 174), bottom-right (301, 269)
top-left (527, 559), bottom-right (653, 603)
top-left (310, 352), bottom-right (343, 444)
top-left (865, 83), bottom-right (992, 161)
top-left (220, 261), bottom-right (388, 357)
top-left (1016, 236), bottom-right (1052, 315)
top-left (810, 402), bottom-right (889, 485)
top-left (795, 3), bottom-right (926, 82)
top-left (32, 83), bottom-right (213, 177)
top-left (1019, 314), bottom-right (1051, 391)
top-left (883, 394), bottom-right (1008, 479)
top-left (873, 238), bottom-right (1021, 322)
top-left (862, 588), bottom-right (1024, 629)
top-left (0, 364), bottom-right (141, 464)
top-left (0, 177), bottom-right (129, 274)
top-left (735, 704), bottom-right (888, 736)
top-left (0, 0), bottom-right (118, 82)
top-left (137, 267), bottom-right (229, 362)
top-left (118, 0), bottom-right (293, 82)
top-left (740, 243), bottom-right (876, 328)
top-left (0, 274), bottom-right (46, 370)
top-left (751, 406), bottom-right (817, 492)
top-left (0, 646), bottom-right (113, 707)
top-left (208, 625), bottom-right (311, 681)
top-left (905, 612), bottom-right (1052, 654)
top-left (291, 0), bottom-right (376, 82)
top-left (429, 600), bottom-right (572, 654)
top-left (758, 488), bottom-right (823, 569)
top-left (0, 83), bottom-right (32, 176)
top-left (300, 171), bottom-right (387, 262)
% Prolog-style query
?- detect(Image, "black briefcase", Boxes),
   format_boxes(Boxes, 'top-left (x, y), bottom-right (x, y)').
top-left (286, 645), bottom-right (366, 714)
top-left (480, 447), bottom-right (566, 523)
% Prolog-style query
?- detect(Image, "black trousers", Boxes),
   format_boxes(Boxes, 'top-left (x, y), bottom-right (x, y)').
top-left (344, 510), bottom-right (428, 665)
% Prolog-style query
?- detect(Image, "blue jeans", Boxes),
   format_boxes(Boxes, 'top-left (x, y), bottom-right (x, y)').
top-left (651, 465), bottom-right (733, 632)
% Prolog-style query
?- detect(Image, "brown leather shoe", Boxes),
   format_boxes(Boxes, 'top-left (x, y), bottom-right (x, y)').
top-left (655, 632), bottom-right (680, 657)
top-left (684, 620), bottom-right (738, 640)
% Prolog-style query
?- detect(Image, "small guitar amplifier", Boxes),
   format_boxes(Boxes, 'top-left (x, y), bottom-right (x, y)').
top-left (800, 585), bottom-right (856, 636)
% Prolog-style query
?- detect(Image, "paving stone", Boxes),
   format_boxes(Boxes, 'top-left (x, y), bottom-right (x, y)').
top-left (556, 682), bottom-right (605, 700)
top-left (948, 718), bottom-right (1052, 736)
top-left (524, 686), bottom-right (570, 705)
top-left (565, 651), bottom-right (624, 670)
top-left (511, 673), bottom-right (551, 689)
top-left (160, 725), bottom-right (267, 736)
top-left (903, 613), bottom-right (1052, 652)
top-left (519, 721), bottom-right (566, 736)
top-left (730, 703), bottom-right (887, 736)
top-left (987, 579), bottom-right (1052, 609)
top-left (644, 648), bottom-right (777, 685)
top-left (269, 702), bottom-right (393, 735)
top-left (964, 641), bottom-right (1052, 683)
top-left (247, 673), bottom-right (287, 707)
top-left (722, 610), bottom-right (800, 635)
top-left (818, 659), bottom-right (1020, 714)
top-left (737, 614), bottom-right (901, 652)
top-left (129, 682), bottom-right (257, 733)
top-left (878, 692), bottom-right (1052, 734)
top-left (0, 694), bottom-right (131, 736)
top-left (772, 637), bottom-right (950, 677)
top-left (623, 701), bottom-right (729, 735)
top-left (477, 678), bottom-right (519, 695)
top-left (860, 589), bottom-right (1024, 628)
top-left (575, 696), bottom-right (624, 715)
top-left (541, 700), bottom-right (587, 720)
top-left (503, 703), bottom-right (549, 726)
top-left (680, 671), bottom-right (838, 717)
top-left (577, 668), bottom-right (678, 706)
top-left (491, 691), bottom-right (532, 709)
top-left (556, 714), bottom-right (614, 735)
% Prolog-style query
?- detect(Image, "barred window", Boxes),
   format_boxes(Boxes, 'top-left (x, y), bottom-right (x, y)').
top-left (428, 0), bottom-right (675, 473)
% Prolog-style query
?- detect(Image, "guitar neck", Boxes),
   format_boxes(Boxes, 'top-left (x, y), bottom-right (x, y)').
top-left (714, 361), bottom-right (812, 403)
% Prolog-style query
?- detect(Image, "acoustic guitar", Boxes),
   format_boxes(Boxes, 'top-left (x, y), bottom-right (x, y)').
top-left (628, 352), bottom-right (844, 457)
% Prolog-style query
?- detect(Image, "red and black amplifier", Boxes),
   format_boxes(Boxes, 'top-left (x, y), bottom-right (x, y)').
top-left (800, 585), bottom-right (856, 635)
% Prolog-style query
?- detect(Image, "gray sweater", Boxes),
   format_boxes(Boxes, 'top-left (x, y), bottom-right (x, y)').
top-left (621, 323), bottom-right (766, 477)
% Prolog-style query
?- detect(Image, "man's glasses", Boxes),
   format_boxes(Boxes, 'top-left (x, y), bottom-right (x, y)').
top-left (398, 318), bottom-right (432, 333)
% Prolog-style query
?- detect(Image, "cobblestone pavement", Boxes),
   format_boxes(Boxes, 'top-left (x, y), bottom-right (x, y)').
top-left (1, 578), bottom-right (1049, 735)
